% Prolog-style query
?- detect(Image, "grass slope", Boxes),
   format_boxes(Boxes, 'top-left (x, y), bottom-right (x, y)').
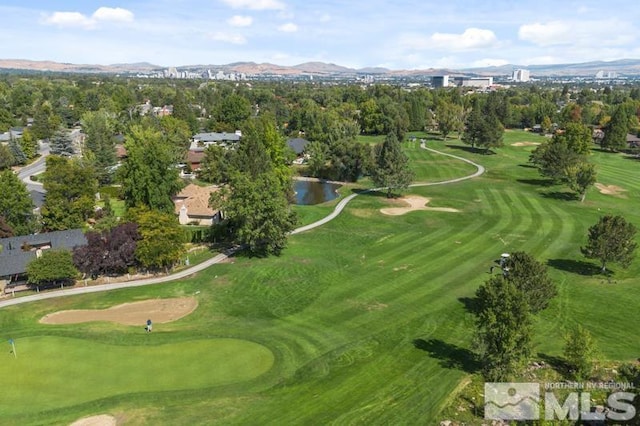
top-left (1, 130), bottom-right (639, 425)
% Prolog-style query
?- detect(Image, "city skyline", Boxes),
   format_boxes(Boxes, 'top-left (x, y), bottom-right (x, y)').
top-left (1, 1), bottom-right (639, 70)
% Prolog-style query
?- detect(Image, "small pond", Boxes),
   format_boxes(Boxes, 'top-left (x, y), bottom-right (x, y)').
top-left (294, 180), bottom-right (342, 205)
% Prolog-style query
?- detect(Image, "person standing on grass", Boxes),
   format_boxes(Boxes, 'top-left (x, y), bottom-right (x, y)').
top-left (146, 319), bottom-right (152, 332)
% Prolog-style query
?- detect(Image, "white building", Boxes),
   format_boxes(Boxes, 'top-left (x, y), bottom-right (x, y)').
top-left (454, 76), bottom-right (493, 88)
top-left (512, 69), bottom-right (530, 82)
top-left (595, 70), bottom-right (618, 79)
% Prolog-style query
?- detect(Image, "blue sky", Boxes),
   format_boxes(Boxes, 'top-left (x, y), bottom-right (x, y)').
top-left (1, 0), bottom-right (639, 69)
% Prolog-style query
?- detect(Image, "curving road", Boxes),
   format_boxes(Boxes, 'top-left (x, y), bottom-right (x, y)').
top-left (17, 142), bottom-right (49, 194)
top-left (0, 143), bottom-right (485, 308)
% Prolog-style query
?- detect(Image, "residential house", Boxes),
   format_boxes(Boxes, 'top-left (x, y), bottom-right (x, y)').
top-left (173, 184), bottom-right (222, 226)
top-left (626, 133), bottom-right (640, 148)
top-left (0, 229), bottom-right (87, 291)
top-left (153, 105), bottom-right (174, 117)
top-left (593, 128), bottom-right (605, 143)
top-left (0, 127), bottom-right (24, 143)
top-left (115, 143), bottom-right (128, 159)
top-left (287, 138), bottom-right (310, 156)
top-left (136, 100), bottom-right (153, 116)
top-left (287, 137), bottom-right (310, 164)
top-left (186, 150), bottom-right (206, 172)
top-left (189, 131), bottom-right (242, 150)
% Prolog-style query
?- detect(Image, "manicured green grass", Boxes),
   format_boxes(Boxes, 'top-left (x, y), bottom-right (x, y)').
top-left (0, 336), bottom-right (273, 416)
top-left (356, 134), bottom-right (386, 144)
top-left (404, 138), bottom-right (477, 182)
top-left (1, 129), bottom-right (639, 425)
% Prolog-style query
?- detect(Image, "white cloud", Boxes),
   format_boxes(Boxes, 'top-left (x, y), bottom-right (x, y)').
top-left (43, 11), bottom-right (93, 29)
top-left (42, 7), bottom-right (134, 29)
top-left (518, 20), bottom-right (636, 47)
top-left (220, 0), bottom-right (286, 10)
top-left (92, 7), bottom-right (134, 23)
top-left (430, 28), bottom-right (497, 50)
top-left (318, 13), bottom-right (331, 23)
top-left (399, 28), bottom-right (498, 51)
top-left (518, 21), bottom-right (569, 46)
top-left (209, 32), bottom-right (247, 44)
top-left (278, 22), bottom-right (298, 33)
top-left (228, 15), bottom-right (253, 27)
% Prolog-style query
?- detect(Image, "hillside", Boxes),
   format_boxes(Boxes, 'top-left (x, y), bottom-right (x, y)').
top-left (1, 58), bottom-right (640, 77)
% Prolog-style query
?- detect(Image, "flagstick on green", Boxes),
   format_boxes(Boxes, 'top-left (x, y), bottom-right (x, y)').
top-left (9, 338), bottom-right (16, 358)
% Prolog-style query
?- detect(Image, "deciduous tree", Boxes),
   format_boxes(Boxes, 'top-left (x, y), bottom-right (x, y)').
top-left (435, 99), bottom-right (464, 140)
top-left (462, 106), bottom-right (504, 153)
top-left (567, 162), bottom-right (597, 202)
top-left (198, 145), bottom-right (230, 184)
top-left (18, 128), bottom-right (38, 160)
top-left (131, 208), bottom-right (186, 271)
top-left (0, 144), bottom-right (14, 170)
top-left (41, 156), bottom-right (98, 231)
top-left (0, 216), bottom-right (14, 238)
top-left (504, 251), bottom-right (557, 313)
top-left (212, 172), bottom-right (297, 256)
top-left (563, 325), bottom-right (597, 380)
top-left (31, 101), bottom-right (60, 141)
top-left (475, 275), bottom-right (532, 381)
top-left (73, 222), bottom-right (140, 277)
top-left (26, 249), bottom-right (78, 287)
top-left (118, 125), bottom-right (182, 214)
top-left (581, 215), bottom-right (637, 273)
top-left (0, 170), bottom-right (36, 235)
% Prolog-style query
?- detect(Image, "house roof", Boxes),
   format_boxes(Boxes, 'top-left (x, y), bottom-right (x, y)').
top-left (0, 128), bottom-right (23, 142)
top-left (173, 184), bottom-right (220, 217)
top-left (626, 133), bottom-right (640, 143)
top-left (187, 150), bottom-right (205, 164)
top-left (192, 132), bottom-right (241, 143)
top-left (287, 138), bottom-right (310, 155)
top-left (115, 144), bottom-right (127, 158)
top-left (0, 229), bottom-right (87, 277)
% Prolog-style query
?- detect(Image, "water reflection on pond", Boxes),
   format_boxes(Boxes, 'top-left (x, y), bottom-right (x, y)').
top-left (293, 180), bottom-right (341, 205)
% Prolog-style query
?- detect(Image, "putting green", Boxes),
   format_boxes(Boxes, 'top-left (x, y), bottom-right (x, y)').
top-left (0, 336), bottom-right (274, 415)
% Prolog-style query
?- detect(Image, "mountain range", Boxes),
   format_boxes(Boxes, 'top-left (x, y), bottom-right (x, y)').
top-left (1, 58), bottom-right (639, 77)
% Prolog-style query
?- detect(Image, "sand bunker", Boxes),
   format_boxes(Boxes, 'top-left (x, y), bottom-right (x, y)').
top-left (40, 297), bottom-right (198, 326)
top-left (511, 142), bottom-right (541, 147)
top-left (70, 415), bottom-right (117, 426)
top-left (595, 183), bottom-right (627, 196)
top-left (380, 196), bottom-right (460, 216)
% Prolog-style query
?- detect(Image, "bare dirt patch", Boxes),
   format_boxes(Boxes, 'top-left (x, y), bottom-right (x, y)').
top-left (511, 142), bottom-right (541, 147)
top-left (380, 196), bottom-right (460, 216)
top-left (70, 414), bottom-right (117, 426)
top-left (40, 297), bottom-right (198, 326)
top-left (595, 183), bottom-right (627, 196)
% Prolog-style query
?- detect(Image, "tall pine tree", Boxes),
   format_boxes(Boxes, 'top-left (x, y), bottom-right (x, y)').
top-left (371, 132), bottom-right (414, 197)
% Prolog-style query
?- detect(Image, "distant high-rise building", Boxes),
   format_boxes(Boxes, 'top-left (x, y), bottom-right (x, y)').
top-left (595, 70), bottom-right (617, 79)
top-left (512, 69), bottom-right (530, 82)
top-left (432, 75), bottom-right (450, 88)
